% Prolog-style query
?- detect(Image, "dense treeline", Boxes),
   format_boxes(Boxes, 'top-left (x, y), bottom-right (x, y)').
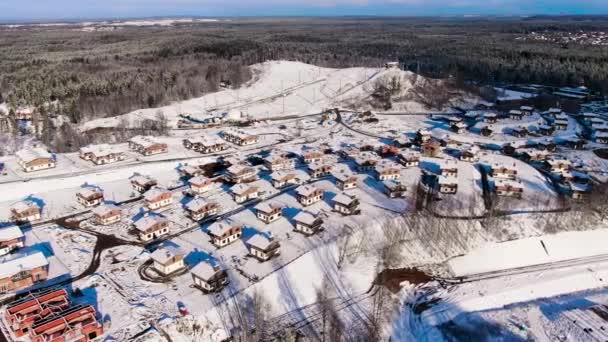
top-left (1, 17), bottom-right (607, 125)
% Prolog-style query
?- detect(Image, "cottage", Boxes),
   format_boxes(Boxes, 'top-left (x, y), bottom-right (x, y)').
top-left (333, 172), bottom-right (358, 190)
top-left (230, 183), bottom-right (260, 204)
top-left (129, 136), bottom-right (168, 156)
top-left (438, 176), bottom-right (458, 194)
top-left (339, 147), bottom-right (360, 160)
top-left (16, 148), bottom-right (56, 172)
top-left (183, 137), bottom-right (227, 154)
top-left (354, 152), bottom-right (380, 172)
top-left (520, 106), bottom-right (534, 115)
top-left (422, 141), bottom-right (441, 157)
top-left (383, 180), bottom-right (407, 198)
top-left (490, 164), bottom-right (518, 179)
top-left (569, 183), bottom-right (590, 200)
top-left (179, 165), bottom-right (204, 178)
top-left (0, 225), bottom-right (25, 256)
top-left (293, 211), bottom-right (323, 235)
top-left (511, 127), bottom-right (528, 138)
top-left (548, 108), bottom-right (562, 116)
top-left (392, 137), bottom-right (411, 148)
top-left (247, 233), bottom-right (281, 261)
top-left (595, 132), bottom-right (608, 144)
top-left (333, 193), bottom-right (360, 215)
top-left (208, 221), bottom-right (242, 248)
top-left (416, 129), bottom-right (432, 143)
top-left (375, 161), bottom-right (401, 181)
top-left (28, 304), bottom-right (103, 342)
top-left (133, 215), bottom-right (170, 242)
top-left (440, 162), bottom-right (458, 177)
top-left (460, 145), bottom-right (480, 162)
top-left (521, 149), bottom-right (550, 162)
top-left (537, 140), bottom-right (557, 152)
top-left (564, 138), bottom-right (586, 150)
top-left (222, 129), bottom-right (258, 146)
top-left (494, 179), bottom-right (524, 198)
top-left (555, 119), bottom-right (569, 131)
top-left (594, 124), bottom-right (608, 133)
top-left (270, 171), bottom-right (303, 189)
top-left (189, 176), bottom-right (213, 195)
top-left (480, 125), bottom-right (493, 137)
top-left (538, 124), bottom-right (555, 136)
top-left (397, 151), bottom-right (420, 167)
top-left (502, 143), bottom-right (517, 155)
top-left (0, 252), bottom-right (49, 293)
top-left (484, 113), bottom-right (498, 124)
top-left (76, 186), bottom-right (104, 207)
top-left (144, 188), bottom-right (173, 210)
top-left (380, 145), bottom-right (400, 157)
top-left (191, 261), bottom-right (229, 293)
top-left (129, 173), bottom-right (158, 193)
top-left (186, 198), bottom-right (220, 221)
top-left (254, 202), bottom-right (283, 223)
top-left (264, 154), bottom-right (295, 171)
top-left (226, 164), bottom-right (257, 184)
top-left (91, 204), bottom-right (121, 225)
top-left (308, 162), bottom-right (333, 178)
top-left (150, 247), bottom-right (185, 275)
top-left (10, 200), bottom-right (41, 223)
top-left (451, 122), bottom-right (468, 134)
top-left (295, 185), bottom-right (324, 206)
top-left (301, 150), bottom-right (324, 164)
top-left (5, 288), bottom-right (70, 337)
top-left (545, 158), bottom-right (572, 173)
top-left (509, 110), bottom-right (524, 120)
top-left (79, 144), bottom-right (127, 165)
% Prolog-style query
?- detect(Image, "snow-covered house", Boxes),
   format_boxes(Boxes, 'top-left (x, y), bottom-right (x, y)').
top-left (76, 186), bottom-right (104, 207)
top-left (0, 225), bottom-right (25, 256)
top-left (10, 200), bottom-right (41, 223)
top-left (222, 129), bottom-right (258, 146)
top-left (494, 179), bottom-right (524, 198)
top-left (569, 183), bottom-right (590, 200)
top-left (544, 158), bottom-right (572, 173)
top-left (354, 152), bottom-right (380, 172)
top-left (208, 221), bottom-right (242, 248)
top-left (416, 129), bottom-right (431, 143)
top-left (459, 145), bottom-right (480, 162)
top-left (144, 188), bottom-right (173, 210)
top-left (270, 171), bottom-right (303, 189)
top-left (333, 193), bottom-right (360, 215)
top-left (179, 165), bottom-right (205, 178)
top-left (263, 154), bottom-right (295, 172)
top-left (484, 113), bottom-right (498, 124)
top-left (150, 247), bottom-right (185, 275)
top-left (438, 176), bottom-right (458, 194)
top-left (480, 125), bottom-right (493, 137)
top-left (555, 119), bottom-right (568, 131)
top-left (375, 161), bottom-right (401, 181)
top-left (491, 164), bottom-right (517, 179)
top-left (595, 132), bottom-right (608, 144)
top-left (383, 180), bottom-right (407, 198)
top-left (295, 185), bottom-right (324, 206)
top-left (511, 126), bottom-right (528, 138)
top-left (548, 108), bottom-right (562, 116)
top-left (191, 261), bottom-right (228, 293)
top-left (188, 176), bottom-right (213, 195)
top-left (521, 149), bottom-right (550, 162)
top-left (509, 110), bottom-right (524, 120)
top-left (247, 233), bottom-right (281, 262)
top-left (308, 162), bottom-right (333, 178)
top-left (422, 141), bottom-right (441, 157)
top-left (230, 183), bottom-right (260, 204)
top-left (0, 252), bottom-right (49, 293)
top-left (254, 202), bottom-right (283, 224)
top-left (91, 204), bottom-right (121, 226)
top-left (397, 151), bottom-right (420, 168)
top-left (538, 124), bottom-right (555, 136)
top-left (301, 150), bottom-right (324, 164)
top-left (451, 121), bottom-right (468, 134)
top-left (183, 137), bottom-right (227, 154)
top-left (293, 211), bottom-right (323, 236)
top-left (440, 162), bottom-right (458, 178)
top-left (79, 144), bottom-right (127, 165)
top-left (186, 198), bottom-right (220, 221)
top-left (133, 215), bottom-right (170, 242)
top-left (537, 140), bottom-right (557, 152)
top-left (129, 173), bottom-right (158, 193)
top-left (15, 148), bottom-right (55, 172)
top-left (226, 165), bottom-right (257, 184)
top-left (520, 106), bottom-right (534, 115)
top-left (339, 147), bottom-right (360, 160)
top-left (333, 172), bottom-right (358, 190)
top-left (128, 136), bottom-right (168, 156)
top-left (564, 137), bottom-right (586, 150)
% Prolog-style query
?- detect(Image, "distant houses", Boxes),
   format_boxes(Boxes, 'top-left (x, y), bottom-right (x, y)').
top-left (16, 148), bottom-right (55, 173)
top-left (491, 164), bottom-right (518, 180)
top-left (183, 137), bottom-right (228, 154)
top-left (494, 179), bottom-right (524, 198)
top-left (222, 129), bottom-right (258, 146)
top-left (397, 151), bottom-right (420, 168)
top-left (129, 136), bottom-right (168, 156)
top-left (264, 154), bottom-right (295, 172)
top-left (79, 144), bottom-right (127, 165)
top-left (308, 162), bottom-right (333, 178)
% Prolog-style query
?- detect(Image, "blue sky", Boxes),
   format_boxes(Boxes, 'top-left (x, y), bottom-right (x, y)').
top-left (0, 0), bottom-right (607, 21)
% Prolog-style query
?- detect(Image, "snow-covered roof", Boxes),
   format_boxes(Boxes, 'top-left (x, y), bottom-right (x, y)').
top-left (383, 180), bottom-right (405, 190)
top-left (186, 198), bottom-right (214, 212)
top-left (0, 225), bottom-right (24, 242)
top-left (270, 171), bottom-right (296, 181)
top-left (569, 182), bottom-right (590, 192)
top-left (495, 179), bottom-right (523, 189)
top-left (77, 186), bottom-right (102, 198)
top-left (91, 204), bottom-right (120, 216)
top-left (308, 161), bottom-right (332, 171)
top-left (0, 252), bottom-right (48, 279)
top-left (80, 144), bottom-right (124, 157)
top-left (208, 220), bottom-right (239, 237)
top-left (189, 176), bottom-right (211, 186)
top-left (191, 261), bottom-right (221, 281)
top-left (150, 246), bottom-right (182, 265)
top-left (11, 200), bottom-right (39, 213)
top-left (546, 158), bottom-right (572, 166)
top-left (254, 201), bottom-right (282, 214)
top-left (247, 233), bottom-right (276, 251)
top-left (130, 135), bottom-right (164, 148)
top-left (520, 106), bottom-right (534, 111)
top-left (293, 211), bottom-right (318, 226)
top-left (333, 171), bottom-right (357, 182)
top-left (295, 185), bottom-right (321, 197)
top-left (227, 164), bottom-right (254, 175)
top-left (134, 216), bottom-right (167, 232)
top-left (144, 188), bottom-right (171, 201)
top-left (230, 183), bottom-right (258, 196)
top-left (375, 161), bottom-right (400, 174)
top-left (333, 193), bottom-right (357, 206)
top-left (130, 173), bottom-right (156, 185)
top-left (438, 175), bottom-right (457, 185)
top-left (509, 110), bottom-right (522, 115)
top-left (15, 148), bottom-right (53, 163)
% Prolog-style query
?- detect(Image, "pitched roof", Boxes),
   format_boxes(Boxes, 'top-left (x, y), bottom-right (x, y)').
top-left (293, 211), bottom-right (318, 226)
top-left (295, 185), bottom-right (321, 197)
top-left (333, 193), bottom-right (357, 206)
top-left (133, 216), bottom-right (167, 232)
top-left (247, 233), bottom-right (276, 251)
top-left (0, 225), bottom-right (24, 242)
top-left (11, 200), bottom-right (39, 213)
top-left (0, 252), bottom-right (48, 279)
top-left (150, 246), bottom-right (182, 265)
top-left (15, 148), bottom-right (53, 163)
top-left (254, 201), bottom-right (282, 214)
top-left (191, 260), bottom-right (221, 280)
top-left (208, 220), bottom-right (239, 237)
top-left (144, 188), bottom-right (171, 201)
top-left (91, 204), bottom-right (120, 216)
